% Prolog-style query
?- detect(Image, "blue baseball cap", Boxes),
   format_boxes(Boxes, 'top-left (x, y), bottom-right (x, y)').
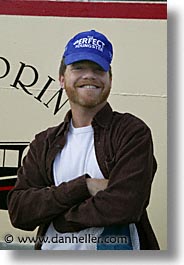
top-left (63, 30), bottom-right (113, 72)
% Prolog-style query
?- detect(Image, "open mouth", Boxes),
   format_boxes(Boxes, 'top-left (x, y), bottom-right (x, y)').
top-left (78, 85), bottom-right (100, 89)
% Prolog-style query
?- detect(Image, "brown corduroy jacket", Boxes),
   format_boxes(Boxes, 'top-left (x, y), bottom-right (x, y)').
top-left (8, 103), bottom-right (159, 250)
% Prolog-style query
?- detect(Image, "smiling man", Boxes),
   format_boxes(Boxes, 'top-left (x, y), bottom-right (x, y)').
top-left (61, 60), bottom-right (111, 115)
top-left (8, 30), bottom-right (159, 250)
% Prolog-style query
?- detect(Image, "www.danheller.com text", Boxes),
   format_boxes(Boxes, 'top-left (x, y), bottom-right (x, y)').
top-left (4, 233), bottom-right (129, 245)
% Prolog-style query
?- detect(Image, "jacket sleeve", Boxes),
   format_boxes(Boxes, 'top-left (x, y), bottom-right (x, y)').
top-left (53, 120), bottom-right (157, 232)
top-left (7, 132), bottom-right (91, 231)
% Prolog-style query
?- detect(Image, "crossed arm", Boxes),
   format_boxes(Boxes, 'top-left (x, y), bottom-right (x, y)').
top-left (8, 123), bottom-right (156, 232)
top-left (86, 178), bottom-right (108, 196)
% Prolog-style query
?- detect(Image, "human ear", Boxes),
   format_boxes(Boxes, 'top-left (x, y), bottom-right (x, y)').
top-left (59, 75), bottom-right (65, 89)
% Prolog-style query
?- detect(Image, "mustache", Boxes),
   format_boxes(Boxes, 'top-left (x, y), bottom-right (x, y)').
top-left (75, 79), bottom-right (103, 88)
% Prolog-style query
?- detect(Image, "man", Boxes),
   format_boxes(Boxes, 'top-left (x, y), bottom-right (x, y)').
top-left (8, 30), bottom-right (159, 250)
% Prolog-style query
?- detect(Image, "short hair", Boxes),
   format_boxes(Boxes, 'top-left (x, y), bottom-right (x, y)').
top-left (59, 57), bottom-right (112, 78)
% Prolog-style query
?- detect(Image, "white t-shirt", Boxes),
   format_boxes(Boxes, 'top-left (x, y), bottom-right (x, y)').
top-left (41, 121), bottom-right (140, 250)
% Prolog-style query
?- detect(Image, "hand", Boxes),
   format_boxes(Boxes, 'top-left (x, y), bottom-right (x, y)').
top-left (86, 178), bottom-right (109, 196)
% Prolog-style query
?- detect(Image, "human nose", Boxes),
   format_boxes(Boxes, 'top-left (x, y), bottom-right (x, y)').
top-left (82, 68), bottom-right (97, 79)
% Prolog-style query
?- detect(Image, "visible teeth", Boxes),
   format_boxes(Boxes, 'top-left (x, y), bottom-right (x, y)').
top-left (81, 85), bottom-right (98, 89)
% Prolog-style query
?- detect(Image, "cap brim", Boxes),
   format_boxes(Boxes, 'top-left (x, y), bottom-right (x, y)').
top-left (64, 53), bottom-right (110, 72)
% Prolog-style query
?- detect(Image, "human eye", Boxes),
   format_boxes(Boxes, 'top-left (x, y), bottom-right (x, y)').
top-left (94, 66), bottom-right (105, 74)
top-left (71, 63), bottom-right (84, 71)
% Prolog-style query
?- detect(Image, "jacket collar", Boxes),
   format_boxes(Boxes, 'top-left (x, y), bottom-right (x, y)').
top-left (56, 102), bottom-right (113, 136)
top-left (92, 102), bottom-right (113, 129)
